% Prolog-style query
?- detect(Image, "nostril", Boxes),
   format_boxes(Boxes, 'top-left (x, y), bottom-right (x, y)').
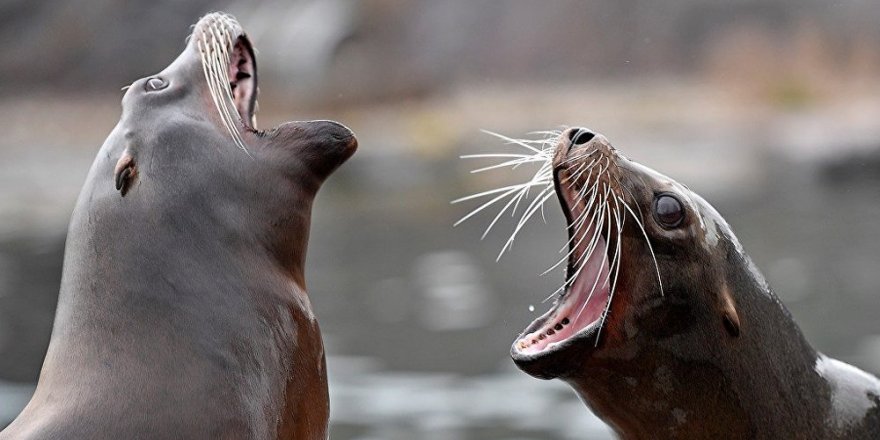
top-left (568, 128), bottom-right (595, 145)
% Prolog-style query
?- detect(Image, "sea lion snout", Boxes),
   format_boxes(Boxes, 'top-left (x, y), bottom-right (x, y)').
top-left (552, 127), bottom-right (622, 199)
top-left (555, 127), bottom-right (616, 166)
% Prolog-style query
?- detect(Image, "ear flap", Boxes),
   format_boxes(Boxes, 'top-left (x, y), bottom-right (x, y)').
top-left (114, 150), bottom-right (137, 197)
top-left (719, 284), bottom-right (741, 338)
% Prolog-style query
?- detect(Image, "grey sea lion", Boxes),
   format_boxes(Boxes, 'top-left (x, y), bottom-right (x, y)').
top-left (497, 128), bottom-right (880, 439)
top-left (0, 12), bottom-right (356, 440)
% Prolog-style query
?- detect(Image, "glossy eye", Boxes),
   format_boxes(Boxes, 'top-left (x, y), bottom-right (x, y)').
top-left (145, 77), bottom-right (168, 91)
top-left (653, 194), bottom-right (685, 228)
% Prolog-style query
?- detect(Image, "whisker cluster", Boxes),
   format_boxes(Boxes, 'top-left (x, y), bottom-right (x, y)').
top-left (456, 130), bottom-right (664, 344)
top-left (194, 13), bottom-right (249, 152)
top-left (452, 129), bottom-right (562, 260)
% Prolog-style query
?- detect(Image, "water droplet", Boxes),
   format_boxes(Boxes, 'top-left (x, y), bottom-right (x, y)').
top-left (528, 304), bottom-right (535, 312)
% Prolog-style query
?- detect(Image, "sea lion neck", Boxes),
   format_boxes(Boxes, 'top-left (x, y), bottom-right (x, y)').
top-left (29, 173), bottom-right (328, 439)
top-left (56, 148), bottom-right (318, 334)
top-left (102, 132), bottom-right (318, 287)
top-left (564, 299), bottom-right (827, 439)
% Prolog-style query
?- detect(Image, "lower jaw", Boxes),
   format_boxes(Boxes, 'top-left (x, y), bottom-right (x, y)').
top-left (513, 283), bottom-right (610, 358)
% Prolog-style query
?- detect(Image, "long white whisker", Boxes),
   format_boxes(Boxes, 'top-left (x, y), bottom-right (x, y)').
top-left (594, 199), bottom-right (624, 345)
top-left (453, 185), bottom-right (525, 227)
top-left (452, 182), bottom-right (546, 205)
top-left (206, 25), bottom-right (247, 152)
top-left (497, 186), bottom-right (556, 260)
top-left (542, 195), bottom-right (602, 276)
top-left (460, 153), bottom-right (539, 159)
top-left (469, 155), bottom-right (552, 174)
top-left (619, 196), bottom-right (664, 296)
top-left (566, 159), bottom-right (599, 190)
top-left (196, 18), bottom-right (250, 154)
top-left (571, 191), bottom-right (612, 325)
top-left (481, 185), bottom-right (533, 240)
top-left (480, 129), bottom-right (546, 154)
top-left (562, 184), bottom-right (610, 288)
top-left (556, 181), bottom-right (599, 254)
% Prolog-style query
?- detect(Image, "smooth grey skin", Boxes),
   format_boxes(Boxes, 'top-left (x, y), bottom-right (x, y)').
top-left (0, 13), bottom-right (356, 440)
top-left (512, 128), bottom-right (880, 439)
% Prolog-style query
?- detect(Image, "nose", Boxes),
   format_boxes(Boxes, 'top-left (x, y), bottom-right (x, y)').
top-left (565, 127), bottom-right (596, 147)
top-left (557, 127), bottom-right (616, 161)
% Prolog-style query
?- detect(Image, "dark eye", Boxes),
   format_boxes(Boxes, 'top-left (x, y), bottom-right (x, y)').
top-left (145, 77), bottom-right (168, 91)
top-left (653, 194), bottom-right (685, 228)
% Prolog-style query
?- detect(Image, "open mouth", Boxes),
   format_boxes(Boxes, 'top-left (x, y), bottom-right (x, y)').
top-left (194, 13), bottom-right (260, 147)
top-left (513, 162), bottom-right (612, 357)
top-left (227, 36), bottom-right (258, 130)
top-left (189, 13), bottom-right (357, 164)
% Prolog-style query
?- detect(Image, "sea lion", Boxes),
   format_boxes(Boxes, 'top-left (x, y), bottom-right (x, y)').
top-left (0, 13), bottom-right (356, 440)
top-left (500, 128), bottom-right (880, 439)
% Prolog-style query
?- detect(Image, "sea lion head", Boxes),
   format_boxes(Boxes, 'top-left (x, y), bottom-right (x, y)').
top-left (80, 13), bottom-right (356, 284)
top-left (508, 128), bottom-right (767, 414)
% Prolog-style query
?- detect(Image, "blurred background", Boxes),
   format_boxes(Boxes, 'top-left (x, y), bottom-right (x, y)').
top-left (1, 0), bottom-right (880, 438)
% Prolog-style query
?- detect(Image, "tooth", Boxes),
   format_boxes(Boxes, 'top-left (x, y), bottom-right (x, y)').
top-left (538, 334), bottom-right (546, 340)
top-left (554, 323), bottom-right (563, 331)
top-left (562, 317), bottom-right (570, 325)
top-left (547, 329), bottom-right (555, 336)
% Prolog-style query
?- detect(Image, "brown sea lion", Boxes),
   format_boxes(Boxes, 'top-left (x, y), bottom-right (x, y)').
top-left (0, 12), bottom-right (356, 440)
top-left (504, 128), bottom-right (880, 439)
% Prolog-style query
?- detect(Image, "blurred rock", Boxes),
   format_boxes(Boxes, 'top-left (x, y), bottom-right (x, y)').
top-left (820, 147), bottom-right (880, 185)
